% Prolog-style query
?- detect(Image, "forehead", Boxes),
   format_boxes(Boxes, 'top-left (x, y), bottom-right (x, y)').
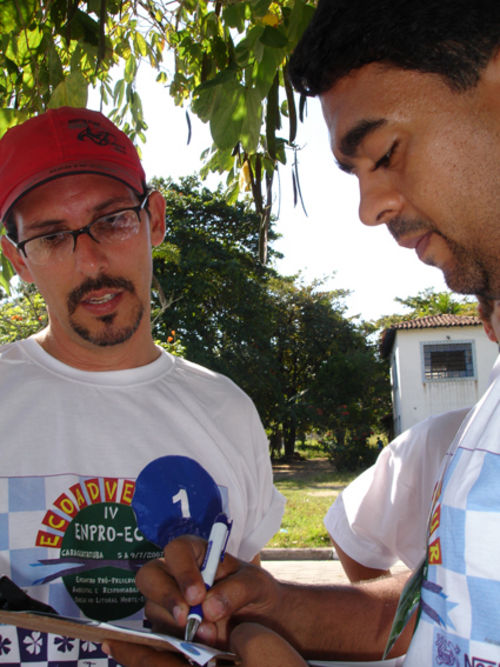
top-left (14, 174), bottom-right (134, 218)
top-left (319, 63), bottom-right (454, 157)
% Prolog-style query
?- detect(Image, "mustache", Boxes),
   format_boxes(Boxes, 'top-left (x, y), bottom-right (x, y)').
top-left (68, 275), bottom-right (136, 315)
top-left (387, 217), bottom-right (431, 242)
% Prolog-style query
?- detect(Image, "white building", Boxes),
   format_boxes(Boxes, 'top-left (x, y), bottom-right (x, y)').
top-left (381, 314), bottom-right (499, 436)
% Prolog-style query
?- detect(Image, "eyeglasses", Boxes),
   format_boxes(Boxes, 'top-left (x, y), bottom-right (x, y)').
top-left (8, 193), bottom-right (150, 266)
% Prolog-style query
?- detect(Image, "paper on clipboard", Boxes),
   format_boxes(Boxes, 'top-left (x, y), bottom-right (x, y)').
top-left (0, 609), bottom-right (406, 666)
top-left (308, 657), bottom-right (405, 666)
top-left (0, 609), bottom-right (236, 666)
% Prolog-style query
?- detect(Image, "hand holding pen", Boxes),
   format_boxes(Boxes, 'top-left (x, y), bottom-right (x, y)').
top-left (184, 513), bottom-right (232, 642)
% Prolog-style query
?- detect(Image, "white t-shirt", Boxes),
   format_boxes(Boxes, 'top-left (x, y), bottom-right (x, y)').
top-left (0, 337), bottom-right (285, 665)
top-left (324, 408), bottom-right (470, 571)
top-left (404, 369), bottom-right (500, 665)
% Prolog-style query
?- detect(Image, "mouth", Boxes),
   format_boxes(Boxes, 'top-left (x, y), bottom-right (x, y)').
top-left (394, 231), bottom-right (433, 259)
top-left (68, 276), bottom-right (135, 316)
top-left (80, 290), bottom-right (123, 315)
top-left (83, 292), bottom-right (120, 305)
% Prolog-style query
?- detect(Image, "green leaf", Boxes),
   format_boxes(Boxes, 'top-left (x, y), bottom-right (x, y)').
top-left (240, 87), bottom-right (262, 153)
top-left (250, 0), bottom-right (272, 18)
top-left (234, 24), bottom-right (265, 64)
top-left (222, 3), bottom-right (246, 31)
top-left (253, 45), bottom-right (284, 99)
top-left (114, 78), bottom-right (126, 107)
top-left (66, 9), bottom-right (101, 46)
top-left (210, 82), bottom-right (246, 150)
top-left (47, 43), bottom-right (64, 87)
top-left (13, 27), bottom-right (43, 62)
top-left (124, 54), bottom-right (137, 83)
top-left (0, 109), bottom-right (30, 139)
top-left (193, 70), bottom-right (238, 123)
top-left (48, 71), bottom-right (88, 108)
top-left (133, 31), bottom-right (148, 57)
top-left (0, 251), bottom-right (15, 294)
top-left (286, 0), bottom-right (316, 47)
top-left (225, 178), bottom-right (241, 205)
top-left (0, 0), bottom-right (35, 32)
top-left (259, 26), bottom-right (288, 49)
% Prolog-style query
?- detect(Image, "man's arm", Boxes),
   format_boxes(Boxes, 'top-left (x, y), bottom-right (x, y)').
top-left (104, 623), bottom-right (310, 667)
top-left (134, 536), bottom-right (414, 660)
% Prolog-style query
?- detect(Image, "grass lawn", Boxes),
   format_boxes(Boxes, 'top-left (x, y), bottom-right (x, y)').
top-left (266, 458), bottom-right (360, 549)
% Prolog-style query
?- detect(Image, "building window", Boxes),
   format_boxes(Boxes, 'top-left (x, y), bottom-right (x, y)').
top-left (423, 342), bottom-right (475, 380)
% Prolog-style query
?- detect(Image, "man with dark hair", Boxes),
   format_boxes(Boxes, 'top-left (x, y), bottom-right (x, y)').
top-left (105, 2), bottom-right (500, 665)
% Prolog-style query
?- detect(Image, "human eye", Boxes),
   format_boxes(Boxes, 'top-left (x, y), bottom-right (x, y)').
top-left (372, 140), bottom-right (400, 171)
top-left (36, 231), bottom-right (70, 248)
top-left (101, 210), bottom-right (132, 226)
top-left (93, 209), bottom-right (138, 241)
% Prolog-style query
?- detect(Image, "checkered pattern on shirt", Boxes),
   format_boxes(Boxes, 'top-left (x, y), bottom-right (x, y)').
top-left (405, 380), bottom-right (500, 667)
top-left (0, 475), bottom-right (142, 667)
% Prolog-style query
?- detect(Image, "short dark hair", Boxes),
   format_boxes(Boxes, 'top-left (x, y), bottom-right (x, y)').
top-left (289, 0), bottom-right (500, 97)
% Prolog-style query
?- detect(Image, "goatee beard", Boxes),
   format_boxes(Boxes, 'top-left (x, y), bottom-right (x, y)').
top-left (67, 275), bottom-right (144, 347)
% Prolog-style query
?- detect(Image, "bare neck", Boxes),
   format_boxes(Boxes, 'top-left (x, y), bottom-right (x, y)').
top-left (33, 326), bottom-right (161, 372)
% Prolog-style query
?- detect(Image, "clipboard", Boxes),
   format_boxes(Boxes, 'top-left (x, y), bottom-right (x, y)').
top-left (0, 609), bottom-right (237, 666)
top-left (0, 609), bottom-right (406, 666)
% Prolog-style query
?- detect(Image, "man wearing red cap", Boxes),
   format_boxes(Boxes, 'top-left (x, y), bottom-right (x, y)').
top-left (0, 108), bottom-right (285, 666)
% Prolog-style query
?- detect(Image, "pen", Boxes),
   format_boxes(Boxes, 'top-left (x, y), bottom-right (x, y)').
top-left (184, 512), bottom-right (232, 642)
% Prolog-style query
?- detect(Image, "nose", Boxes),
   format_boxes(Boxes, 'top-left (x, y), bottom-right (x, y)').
top-left (358, 173), bottom-right (405, 227)
top-left (72, 231), bottom-right (109, 276)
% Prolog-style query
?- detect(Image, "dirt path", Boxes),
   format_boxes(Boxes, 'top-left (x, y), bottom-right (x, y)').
top-left (271, 456), bottom-right (332, 480)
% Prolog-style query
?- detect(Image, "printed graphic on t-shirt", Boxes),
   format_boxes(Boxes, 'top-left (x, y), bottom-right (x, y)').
top-left (1, 475), bottom-right (162, 623)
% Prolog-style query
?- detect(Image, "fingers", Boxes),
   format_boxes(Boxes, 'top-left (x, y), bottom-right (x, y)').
top-left (136, 536), bottom-right (207, 632)
top-left (230, 623), bottom-right (308, 667)
top-left (102, 640), bottom-right (188, 666)
top-left (135, 535), bottom-right (282, 647)
top-left (203, 559), bottom-right (279, 623)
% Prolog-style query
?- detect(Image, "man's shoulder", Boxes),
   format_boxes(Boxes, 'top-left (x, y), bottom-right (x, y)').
top-left (0, 338), bottom-right (26, 358)
top-left (393, 407), bottom-right (470, 454)
top-left (169, 354), bottom-right (249, 400)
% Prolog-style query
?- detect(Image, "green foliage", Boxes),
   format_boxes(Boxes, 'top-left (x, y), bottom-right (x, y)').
top-left (152, 176), bottom-right (391, 456)
top-left (0, 285), bottom-right (47, 343)
top-left (151, 174), bottom-right (282, 426)
top-left (154, 330), bottom-right (187, 358)
top-left (0, 0), bottom-right (164, 143)
top-left (322, 431), bottom-right (379, 472)
top-left (374, 288), bottom-right (478, 332)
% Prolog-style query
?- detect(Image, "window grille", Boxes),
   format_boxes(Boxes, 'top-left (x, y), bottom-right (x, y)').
top-left (423, 342), bottom-right (474, 380)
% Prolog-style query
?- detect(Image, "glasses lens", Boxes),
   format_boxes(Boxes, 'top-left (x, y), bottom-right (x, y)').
top-left (21, 207), bottom-right (143, 265)
top-left (24, 233), bottom-right (73, 265)
top-left (92, 210), bottom-right (141, 243)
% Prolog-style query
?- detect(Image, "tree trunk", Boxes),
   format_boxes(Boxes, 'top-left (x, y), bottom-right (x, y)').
top-left (284, 421), bottom-right (296, 459)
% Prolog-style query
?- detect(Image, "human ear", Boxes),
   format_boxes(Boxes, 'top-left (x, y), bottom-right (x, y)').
top-left (1, 235), bottom-right (35, 283)
top-left (146, 190), bottom-right (166, 247)
top-left (481, 46), bottom-right (500, 94)
top-left (481, 317), bottom-right (498, 343)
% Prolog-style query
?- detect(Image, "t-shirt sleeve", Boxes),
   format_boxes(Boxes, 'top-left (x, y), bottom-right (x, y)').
top-left (324, 410), bottom-right (469, 571)
top-left (233, 404), bottom-right (286, 562)
top-left (238, 486), bottom-right (286, 561)
top-left (324, 456), bottom-right (403, 570)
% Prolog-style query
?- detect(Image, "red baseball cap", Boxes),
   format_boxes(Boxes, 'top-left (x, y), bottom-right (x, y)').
top-left (0, 107), bottom-right (147, 221)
